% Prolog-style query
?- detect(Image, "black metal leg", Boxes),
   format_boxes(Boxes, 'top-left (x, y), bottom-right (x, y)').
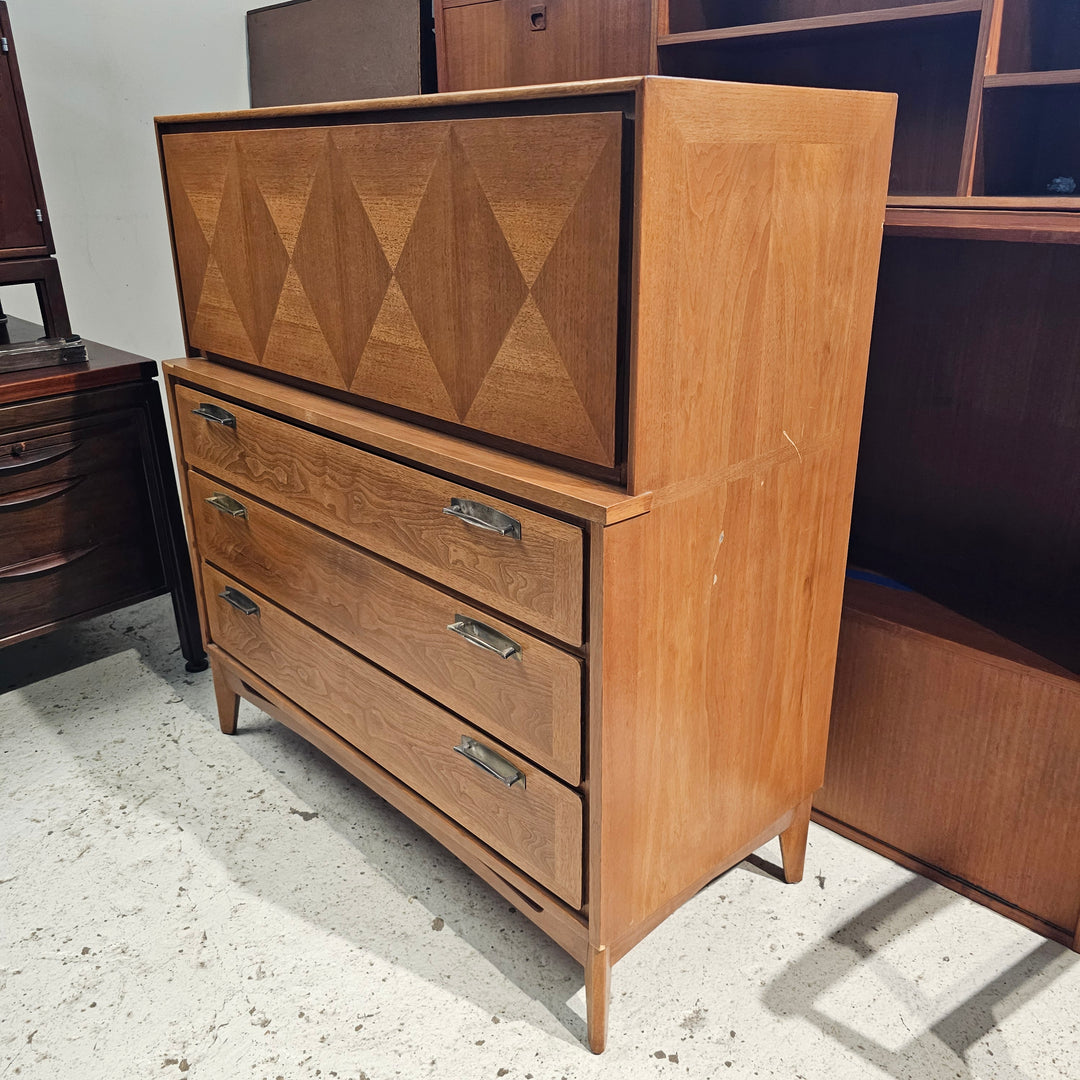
top-left (137, 383), bottom-right (207, 673)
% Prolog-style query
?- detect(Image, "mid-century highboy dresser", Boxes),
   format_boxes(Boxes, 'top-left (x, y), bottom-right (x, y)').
top-left (156, 76), bottom-right (895, 1050)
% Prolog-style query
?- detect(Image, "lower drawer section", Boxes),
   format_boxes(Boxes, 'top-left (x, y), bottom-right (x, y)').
top-left (189, 470), bottom-right (583, 784)
top-left (203, 563), bottom-right (583, 907)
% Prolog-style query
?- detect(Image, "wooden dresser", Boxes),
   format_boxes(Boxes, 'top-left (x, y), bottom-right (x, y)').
top-left (156, 77), bottom-right (894, 1051)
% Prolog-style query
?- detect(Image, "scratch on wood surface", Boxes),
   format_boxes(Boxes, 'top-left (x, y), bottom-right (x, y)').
top-left (782, 430), bottom-right (803, 462)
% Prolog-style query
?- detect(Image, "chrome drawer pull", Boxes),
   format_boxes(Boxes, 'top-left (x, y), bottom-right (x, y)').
top-left (442, 497), bottom-right (521, 540)
top-left (447, 616), bottom-right (522, 661)
top-left (453, 736), bottom-right (526, 790)
top-left (219, 586), bottom-right (259, 616)
top-left (205, 493), bottom-right (247, 518)
top-left (192, 403), bottom-right (236, 427)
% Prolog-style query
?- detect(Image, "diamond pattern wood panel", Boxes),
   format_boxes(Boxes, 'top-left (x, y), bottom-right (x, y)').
top-left (162, 112), bottom-right (623, 467)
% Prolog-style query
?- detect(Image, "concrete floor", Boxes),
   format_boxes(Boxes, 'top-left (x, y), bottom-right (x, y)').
top-left (1, 596), bottom-right (1077, 1080)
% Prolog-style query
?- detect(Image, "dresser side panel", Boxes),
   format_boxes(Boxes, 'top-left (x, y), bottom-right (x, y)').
top-left (592, 445), bottom-right (854, 944)
top-left (593, 76), bottom-right (896, 947)
top-left (627, 76), bottom-right (896, 495)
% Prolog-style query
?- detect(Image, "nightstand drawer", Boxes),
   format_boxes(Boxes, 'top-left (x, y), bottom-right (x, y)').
top-left (176, 384), bottom-right (584, 644)
top-left (0, 535), bottom-right (163, 642)
top-left (0, 465), bottom-right (150, 568)
top-left (162, 110), bottom-right (622, 469)
top-left (189, 471), bottom-right (583, 783)
top-left (204, 564), bottom-right (583, 907)
top-left (0, 414), bottom-right (141, 496)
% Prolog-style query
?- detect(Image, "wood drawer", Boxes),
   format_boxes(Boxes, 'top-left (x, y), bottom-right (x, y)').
top-left (175, 384), bottom-right (584, 644)
top-left (0, 534), bottom-right (163, 643)
top-left (189, 471), bottom-right (583, 783)
top-left (161, 111), bottom-right (622, 468)
top-left (0, 414), bottom-right (141, 496)
top-left (204, 564), bottom-right (583, 906)
top-left (0, 464), bottom-right (150, 568)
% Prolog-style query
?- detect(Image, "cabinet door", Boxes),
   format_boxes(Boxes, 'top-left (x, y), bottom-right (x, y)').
top-left (438, 0), bottom-right (653, 92)
top-left (162, 111), bottom-right (624, 468)
top-left (0, 13), bottom-right (47, 255)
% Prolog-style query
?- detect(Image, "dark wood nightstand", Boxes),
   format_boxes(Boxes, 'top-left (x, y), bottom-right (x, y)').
top-left (0, 316), bottom-right (205, 671)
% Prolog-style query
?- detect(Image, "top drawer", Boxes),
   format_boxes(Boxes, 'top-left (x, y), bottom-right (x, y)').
top-left (161, 111), bottom-right (622, 469)
top-left (174, 384), bottom-right (584, 645)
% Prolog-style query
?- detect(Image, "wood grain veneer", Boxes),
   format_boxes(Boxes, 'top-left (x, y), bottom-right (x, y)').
top-left (175, 384), bottom-right (584, 645)
top-left (161, 111), bottom-right (623, 468)
top-left (189, 471), bottom-right (583, 783)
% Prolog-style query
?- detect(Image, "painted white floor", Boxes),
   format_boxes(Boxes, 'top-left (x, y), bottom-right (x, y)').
top-left (1, 596), bottom-right (1077, 1080)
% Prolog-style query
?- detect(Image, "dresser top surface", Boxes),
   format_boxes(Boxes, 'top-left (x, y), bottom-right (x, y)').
top-left (155, 76), bottom-right (648, 128)
top-left (0, 317), bottom-right (156, 407)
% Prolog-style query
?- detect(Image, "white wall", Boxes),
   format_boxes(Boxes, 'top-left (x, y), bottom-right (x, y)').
top-left (5, 0), bottom-right (255, 358)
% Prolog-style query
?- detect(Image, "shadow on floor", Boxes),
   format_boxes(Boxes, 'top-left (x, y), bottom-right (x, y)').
top-left (6, 635), bottom-right (588, 1049)
top-left (763, 875), bottom-right (1078, 1079)
top-left (0, 596), bottom-right (203, 699)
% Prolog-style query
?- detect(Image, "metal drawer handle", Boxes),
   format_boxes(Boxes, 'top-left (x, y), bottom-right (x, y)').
top-left (205, 493), bottom-right (247, 518)
top-left (447, 616), bottom-right (522, 661)
top-left (442, 498), bottom-right (521, 540)
top-left (192, 403), bottom-right (236, 427)
top-left (219, 586), bottom-right (259, 616)
top-left (453, 736), bottom-right (525, 790)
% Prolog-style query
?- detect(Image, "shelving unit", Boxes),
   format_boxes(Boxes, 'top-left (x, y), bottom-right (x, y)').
top-left (658, 5), bottom-right (982, 195)
top-left (973, 2), bottom-right (1080, 197)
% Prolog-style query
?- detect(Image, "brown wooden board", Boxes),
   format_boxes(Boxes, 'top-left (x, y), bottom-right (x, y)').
top-left (436, 0), bottom-right (654, 92)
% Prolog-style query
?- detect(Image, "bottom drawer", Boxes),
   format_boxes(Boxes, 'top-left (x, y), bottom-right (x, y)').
top-left (203, 564), bottom-right (583, 907)
top-left (0, 535), bottom-right (164, 642)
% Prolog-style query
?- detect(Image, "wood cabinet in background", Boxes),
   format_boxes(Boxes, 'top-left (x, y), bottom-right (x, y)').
top-left (0, 318), bottom-right (205, 671)
top-left (0, 1), bottom-right (70, 336)
top-left (435, 0), bottom-right (655, 91)
top-left (157, 77), bottom-right (895, 1050)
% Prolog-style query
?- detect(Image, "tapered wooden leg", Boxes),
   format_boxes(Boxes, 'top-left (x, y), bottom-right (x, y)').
top-left (585, 944), bottom-right (610, 1054)
top-left (210, 658), bottom-right (240, 735)
top-left (779, 796), bottom-right (813, 884)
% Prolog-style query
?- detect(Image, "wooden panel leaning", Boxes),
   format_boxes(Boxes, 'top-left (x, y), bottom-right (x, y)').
top-left (157, 77), bottom-right (895, 1051)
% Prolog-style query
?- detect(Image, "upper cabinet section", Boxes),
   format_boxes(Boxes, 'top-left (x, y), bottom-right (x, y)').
top-left (159, 79), bottom-right (895, 489)
top-left (160, 110), bottom-right (624, 470)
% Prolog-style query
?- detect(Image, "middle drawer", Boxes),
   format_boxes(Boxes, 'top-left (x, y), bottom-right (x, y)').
top-left (189, 471), bottom-right (583, 784)
top-left (175, 384), bottom-right (584, 644)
